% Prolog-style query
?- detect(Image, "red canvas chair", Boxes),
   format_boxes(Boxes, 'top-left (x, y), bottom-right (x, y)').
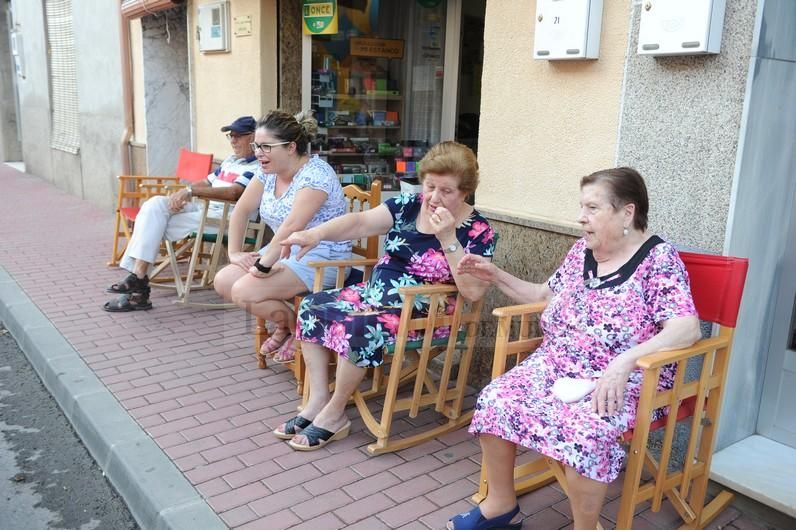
top-left (108, 147), bottom-right (213, 266)
top-left (473, 251), bottom-right (749, 530)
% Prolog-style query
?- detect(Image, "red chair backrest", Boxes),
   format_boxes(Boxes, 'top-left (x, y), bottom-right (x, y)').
top-left (679, 251), bottom-right (749, 329)
top-left (621, 251), bottom-right (749, 442)
top-left (176, 148), bottom-right (213, 183)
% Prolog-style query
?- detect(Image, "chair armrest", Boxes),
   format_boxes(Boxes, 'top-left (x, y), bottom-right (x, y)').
top-left (492, 302), bottom-right (548, 318)
top-left (193, 196), bottom-right (236, 205)
top-left (137, 183), bottom-right (182, 196)
top-left (142, 183), bottom-right (183, 193)
top-left (117, 175), bottom-right (180, 182)
top-left (488, 303), bottom-right (548, 380)
top-left (306, 258), bottom-right (379, 269)
top-left (398, 283), bottom-right (460, 296)
top-left (635, 336), bottom-right (731, 370)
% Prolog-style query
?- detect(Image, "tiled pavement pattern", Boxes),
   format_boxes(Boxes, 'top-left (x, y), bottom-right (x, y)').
top-left (0, 163), bottom-right (786, 529)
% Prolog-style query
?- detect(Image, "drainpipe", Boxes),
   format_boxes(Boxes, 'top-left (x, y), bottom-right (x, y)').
top-left (119, 8), bottom-right (133, 175)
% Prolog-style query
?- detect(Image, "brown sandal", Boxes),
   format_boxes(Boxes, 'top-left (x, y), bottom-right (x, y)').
top-left (259, 328), bottom-right (290, 358)
top-left (272, 336), bottom-right (297, 364)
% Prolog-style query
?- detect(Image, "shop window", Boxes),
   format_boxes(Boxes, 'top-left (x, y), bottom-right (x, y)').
top-left (310, 0), bottom-right (446, 192)
top-left (45, 0), bottom-right (80, 154)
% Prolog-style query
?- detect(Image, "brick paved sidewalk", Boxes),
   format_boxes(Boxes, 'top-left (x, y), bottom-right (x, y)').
top-left (0, 164), bottom-right (787, 530)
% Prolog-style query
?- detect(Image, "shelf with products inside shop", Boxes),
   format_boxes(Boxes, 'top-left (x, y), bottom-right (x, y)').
top-left (315, 109), bottom-right (400, 129)
top-left (317, 137), bottom-right (401, 158)
top-left (317, 151), bottom-right (394, 157)
top-left (324, 125), bottom-right (401, 130)
top-left (337, 173), bottom-right (400, 192)
top-left (326, 93), bottom-right (403, 102)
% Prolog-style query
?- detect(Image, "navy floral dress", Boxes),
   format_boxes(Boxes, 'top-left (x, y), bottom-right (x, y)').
top-left (296, 193), bottom-right (497, 367)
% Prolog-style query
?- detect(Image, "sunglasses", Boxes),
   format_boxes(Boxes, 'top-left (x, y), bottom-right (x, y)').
top-left (250, 141), bottom-right (292, 153)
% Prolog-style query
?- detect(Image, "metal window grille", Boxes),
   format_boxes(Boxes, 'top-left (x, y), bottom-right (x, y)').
top-left (44, 0), bottom-right (79, 154)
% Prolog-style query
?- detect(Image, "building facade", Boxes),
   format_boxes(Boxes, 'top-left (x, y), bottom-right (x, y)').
top-left (1, 0), bottom-right (794, 516)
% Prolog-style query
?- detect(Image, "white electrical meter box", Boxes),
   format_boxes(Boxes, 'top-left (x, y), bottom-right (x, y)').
top-left (638, 0), bottom-right (726, 56)
top-left (198, 1), bottom-right (230, 53)
top-left (533, 0), bottom-right (604, 60)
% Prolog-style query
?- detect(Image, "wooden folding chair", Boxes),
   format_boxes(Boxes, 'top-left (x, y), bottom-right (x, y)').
top-left (353, 284), bottom-right (485, 454)
top-left (472, 252), bottom-right (749, 530)
top-left (254, 180), bottom-right (383, 384)
top-left (166, 197), bottom-right (270, 308)
top-left (108, 148), bottom-right (213, 267)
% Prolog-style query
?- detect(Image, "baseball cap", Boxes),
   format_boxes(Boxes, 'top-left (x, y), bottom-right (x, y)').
top-left (220, 116), bottom-right (256, 134)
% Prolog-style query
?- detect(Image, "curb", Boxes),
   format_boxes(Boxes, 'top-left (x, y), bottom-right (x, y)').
top-left (0, 265), bottom-right (227, 530)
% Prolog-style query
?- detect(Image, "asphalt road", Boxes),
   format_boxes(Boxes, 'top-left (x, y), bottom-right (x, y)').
top-left (0, 321), bottom-right (138, 530)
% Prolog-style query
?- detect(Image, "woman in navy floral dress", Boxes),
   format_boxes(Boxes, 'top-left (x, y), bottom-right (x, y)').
top-left (446, 168), bottom-right (701, 530)
top-left (274, 141), bottom-right (497, 451)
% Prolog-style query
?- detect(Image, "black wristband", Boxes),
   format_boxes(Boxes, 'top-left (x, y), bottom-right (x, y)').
top-left (253, 261), bottom-right (272, 274)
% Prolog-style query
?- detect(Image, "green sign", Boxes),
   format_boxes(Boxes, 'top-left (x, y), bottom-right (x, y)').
top-left (303, 0), bottom-right (338, 35)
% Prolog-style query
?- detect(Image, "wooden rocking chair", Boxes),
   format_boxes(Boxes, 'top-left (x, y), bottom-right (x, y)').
top-left (472, 251), bottom-right (749, 530)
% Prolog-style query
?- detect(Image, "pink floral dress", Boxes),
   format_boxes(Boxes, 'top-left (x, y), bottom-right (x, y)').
top-left (469, 237), bottom-right (696, 483)
top-left (296, 193), bottom-right (497, 367)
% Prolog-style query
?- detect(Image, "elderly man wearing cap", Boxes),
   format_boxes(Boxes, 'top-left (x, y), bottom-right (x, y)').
top-left (103, 116), bottom-right (258, 312)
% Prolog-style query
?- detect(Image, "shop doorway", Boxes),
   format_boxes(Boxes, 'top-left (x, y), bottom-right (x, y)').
top-left (140, 5), bottom-right (190, 175)
top-left (453, 0), bottom-right (485, 155)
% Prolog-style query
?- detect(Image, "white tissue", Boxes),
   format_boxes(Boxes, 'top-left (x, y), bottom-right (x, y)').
top-left (552, 377), bottom-right (597, 403)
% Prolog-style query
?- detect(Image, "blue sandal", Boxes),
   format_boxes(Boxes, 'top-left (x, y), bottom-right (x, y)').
top-left (447, 505), bottom-right (521, 530)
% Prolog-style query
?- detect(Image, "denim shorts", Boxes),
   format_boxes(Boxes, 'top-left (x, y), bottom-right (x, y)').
top-left (259, 243), bottom-right (352, 291)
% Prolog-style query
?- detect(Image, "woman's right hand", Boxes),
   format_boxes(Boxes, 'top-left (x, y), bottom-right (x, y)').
top-left (280, 230), bottom-right (321, 260)
top-left (457, 253), bottom-right (499, 283)
top-left (229, 251), bottom-right (260, 271)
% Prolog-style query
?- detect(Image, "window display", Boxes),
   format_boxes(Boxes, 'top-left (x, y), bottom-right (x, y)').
top-left (310, 0), bottom-right (446, 192)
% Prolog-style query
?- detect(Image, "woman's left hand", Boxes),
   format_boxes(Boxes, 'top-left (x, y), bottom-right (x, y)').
top-left (592, 353), bottom-right (636, 416)
top-left (428, 207), bottom-right (456, 242)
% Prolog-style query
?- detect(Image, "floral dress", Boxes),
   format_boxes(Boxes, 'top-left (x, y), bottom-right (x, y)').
top-left (296, 193), bottom-right (497, 368)
top-left (469, 237), bottom-right (696, 483)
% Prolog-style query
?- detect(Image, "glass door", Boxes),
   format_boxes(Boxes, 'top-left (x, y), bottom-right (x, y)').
top-left (304, 0), bottom-right (451, 194)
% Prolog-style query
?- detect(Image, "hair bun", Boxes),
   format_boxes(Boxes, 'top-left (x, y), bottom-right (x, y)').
top-left (294, 110), bottom-right (318, 140)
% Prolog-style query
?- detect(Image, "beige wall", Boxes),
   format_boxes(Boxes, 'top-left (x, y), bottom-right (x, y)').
top-left (130, 18), bottom-right (147, 145)
top-left (476, 0), bottom-right (630, 230)
top-left (190, 0), bottom-right (278, 159)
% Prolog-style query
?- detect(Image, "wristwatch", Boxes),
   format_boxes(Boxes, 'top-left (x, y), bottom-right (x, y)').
top-left (253, 261), bottom-right (272, 274)
top-left (443, 242), bottom-right (459, 254)
top-left (186, 185), bottom-right (193, 198)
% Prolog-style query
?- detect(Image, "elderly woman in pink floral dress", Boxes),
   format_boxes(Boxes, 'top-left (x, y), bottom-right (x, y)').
top-left (446, 167), bottom-right (701, 530)
top-left (274, 141), bottom-right (497, 451)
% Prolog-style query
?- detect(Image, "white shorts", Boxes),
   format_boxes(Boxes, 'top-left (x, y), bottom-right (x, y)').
top-left (259, 243), bottom-right (352, 291)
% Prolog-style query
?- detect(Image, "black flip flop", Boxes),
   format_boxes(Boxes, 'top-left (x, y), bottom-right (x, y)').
top-left (287, 421), bottom-right (351, 451)
top-left (273, 415), bottom-right (312, 439)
